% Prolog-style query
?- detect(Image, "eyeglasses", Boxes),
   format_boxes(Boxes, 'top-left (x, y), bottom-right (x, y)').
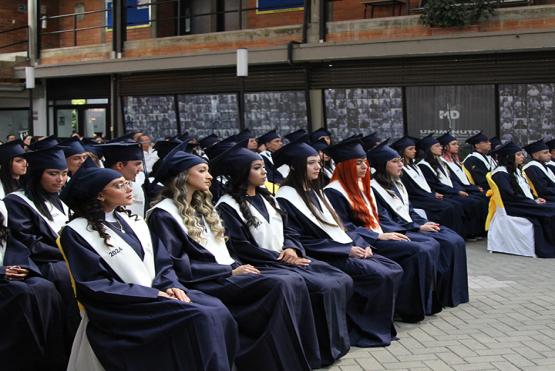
top-left (112, 181), bottom-right (132, 190)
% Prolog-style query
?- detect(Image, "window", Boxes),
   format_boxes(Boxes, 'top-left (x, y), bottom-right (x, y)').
top-left (123, 96), bottom-right (177, 139)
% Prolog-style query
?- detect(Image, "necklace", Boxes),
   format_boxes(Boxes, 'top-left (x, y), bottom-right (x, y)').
top-left (105, 213), bottom-right (126, 234)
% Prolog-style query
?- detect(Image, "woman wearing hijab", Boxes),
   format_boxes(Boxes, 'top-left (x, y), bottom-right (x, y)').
top-left (368, 141), bottom-right (469, 308)
top-left (0, 201), bottom-right (66, 371)
top-left (274, 141), bottom-right (403, 347)
top-left (147, 144), bottom-right (330, 370)
top-left (58, 165), bottom-right (238, 371)
top-left (491, 142), bottom-right (555, 258)
top-left (0, 140), bottom-right (27, 198)
top-left (322, 138), bottom-right (441, 322)
top-left (213, 141), bottom-right (352, 366)
top-left (3, 147), bottom-right (80, 353)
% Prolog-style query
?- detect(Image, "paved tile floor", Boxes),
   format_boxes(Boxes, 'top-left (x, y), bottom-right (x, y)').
top-left (320, 241), bottom-right (555, 371)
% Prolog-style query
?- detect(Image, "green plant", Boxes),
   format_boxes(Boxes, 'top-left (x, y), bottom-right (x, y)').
top-left (420, 0), bottom-right (495, 28)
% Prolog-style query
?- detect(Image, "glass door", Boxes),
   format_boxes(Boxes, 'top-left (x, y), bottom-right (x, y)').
top-left (55, 108), bottom-right (79, 137)
top-left (84, 108), bottom-right (107, 138)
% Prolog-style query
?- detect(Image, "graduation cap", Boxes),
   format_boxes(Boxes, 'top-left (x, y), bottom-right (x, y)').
top-left (98, 142), bottom-right (143, 165)
top-left (153, 138), bottom-right (183, 160)
top-left (204, 134), bottom-right (239, 160)
top-left (81, 138), bottom-right (103, 157)
top-left (154, 141), bottom-right (207, 185)
top-left (490, 136), bottom-right (502, 150)
top-left (323, 137), bottom-right (366, 163)
top-left (309, 128), bottom-right (331, 143)
top-left (60, 166), bottom-right (123, 209)
top-left (390, 136), bottom-right (416, 154)
top-left (547, 138), bottom-right (555, 151)
top-left (22, 147), bottom-right (67, 171)
top-left (29, 135), bottom-right (59, 151)
top-left (492, 141), bottom-right (522, 157)
top-left (0, 140), bottom-right (25, 162)
top-left (198, 134), bottom-right (219, 149)
top-left (257, 129), bottom-right (280, 145)
top-left (465, 131), bottom-right (489, 146)
top-left (311, 138), bottom-right (329, 152)
top-left (361, 132), bottom-right (380, 151)
top-left (235, 129), bottom-right (254, 142)
top-left (58, 137), bottom-right (87, 158)
top-left (209, 140), bottom-right (262, 178)
top-left (523, 138), bottom-right (549, 155)
top-left (284, 129), bottom-right (307, 144)
top-left (366, 139), bottom-right (400, 169)
top-left (416, 134), bottom-right (440, 152)
top-left (273, 141), bottom-right (318, 168)
top-left (437, 132), bottom-right (458, 146)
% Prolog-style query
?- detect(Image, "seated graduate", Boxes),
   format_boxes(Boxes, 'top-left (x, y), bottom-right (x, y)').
top-left (391, 136), bottom-right (465, 235)
top-left (3, 147), bottom-right (80, 352)
top-left (58, 165), bottom-right (238, 371)
top-left (368, 142), bottom-right (469, 308)
top-left (146, 143), bottom-right (330, 371)
top-left (0, 201), bottom-right (67, 371)
top-left (417, 134), bottom-right (486, 240)
top-left (58, 137), bottom-right (88, 177)
top-left (491, 142), bottom-right (555, 258)
top-left (311, 139), bottom-right (334, 185)
top-left (322, 138), bottom-right (440, 322)
top-left (547, 138), bottom-right (555, 174)
top-left (273, 141), bottom-right (404, 348)
top-left (212, 141), bottom-right (352, 365)
top-left (462, 132), bottom-right (496, 191)
top-left (523, 139), bottom-right (555, 202)
top-left (257, 130), bottom-right (286, 185)
top-left (0, 140), bottom-right (27, 199)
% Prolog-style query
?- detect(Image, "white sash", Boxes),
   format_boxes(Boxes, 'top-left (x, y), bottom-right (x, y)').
top-left (260, 151), bottom-right (273, 165)
top-left (277, 164), bottom-right (290, 178)
top-left (464, 152), bottom-right (493, 171)
top-left (523, 160), bottom-right (555, 183)
top-left (440, 157), bottom-right (470, 185)
top-left (217, 194), bottom-right (285, 253)
top-left (371, 179), bottom-right (413, 223)
top-left (277, 185), bottom-right (353, 244)
top-left (492, 166), bottom-right (534, 200)
top-left (0, 183), bottom-right (4, 200)
top-left (325, 180), bottom-right (383, 233)
top-left (11, 191), bottom-right (68, 236)
top-left (0, 201), bottom-right (6, 265)
top-left (322, 167), bottom-right (333, 180)
top-left (402, 164), bottom-right (432, 193)
top-left (66, 213), bottom-right (156, 286)
top-left (547, 160), bottom-right (555, 168)
top-left (129, 173), bottom-right (146, 217)
top-left (418, 160), bottom-right (453, 188)
top-left (147, 199), bottom-right (234, 265)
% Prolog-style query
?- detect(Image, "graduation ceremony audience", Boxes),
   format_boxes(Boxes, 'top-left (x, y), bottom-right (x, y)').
top-left (1, 126), bottom-right (554, 370)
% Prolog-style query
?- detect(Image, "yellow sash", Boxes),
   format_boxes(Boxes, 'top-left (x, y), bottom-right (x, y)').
top-left (462, 163), bottom-right (476, 185)
top-left (485, 172), bottom-right (505, 231)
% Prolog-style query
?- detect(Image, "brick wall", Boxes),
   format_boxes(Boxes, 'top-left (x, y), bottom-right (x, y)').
top-left (0, 1), bottom-right (29, 53)
top-left (245, 0), bottom-right (304, 29)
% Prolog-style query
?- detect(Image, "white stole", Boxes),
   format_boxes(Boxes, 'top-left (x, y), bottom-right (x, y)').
top-left (418, 160), bottom-right (453, 188)
top-left (147, 198), bottom-right (234, 265)
top-left (325, 180), bottom-right (383, 234)
top-left (0, 201), bottom-right (7, 265)
top-left (402, 164), bottom-right (432, 193)
top-left (277, 185), bottom-right (353, 244)
top-left (66, 212), bottom-right (156, 286)
top-left (0, 183), bottom-right (5, 200)
top-left (129, 172), bottom-right (146, 218)
top-left (261, 151), bottom-right (288, 177)
top-left (11, 190), bottom-right (69, 236)
top-left (464, 152), bottom-right (494, 171)
top-left (492, 166), bottom-right (534, 200)
top-left (547, 160), bottom-right (555, 168)
top-left (523, 160), bottom-right (555, 183)
top-left (217, 194), bottom-right (285, 253)
top-left (370, 179), bottom-right (413, 223)
top-left (440, 157), bottom-right (470, 185)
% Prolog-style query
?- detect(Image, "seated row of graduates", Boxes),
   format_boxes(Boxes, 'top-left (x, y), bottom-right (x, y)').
top-left (0, 132), bottom-right (469, 371)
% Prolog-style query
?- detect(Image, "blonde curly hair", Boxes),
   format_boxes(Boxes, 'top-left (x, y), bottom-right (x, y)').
top-left (152, 171), bottom-right (226, 245)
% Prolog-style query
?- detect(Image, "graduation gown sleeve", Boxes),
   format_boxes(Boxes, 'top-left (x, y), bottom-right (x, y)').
top-left (524, 165), bottom-right (555, 201)
top-left (418, 165), bottom-right (459, 195)
top-left (463, 156), bottom-right (490, 190)
top-left (147, 208), bottom-right (233, 284)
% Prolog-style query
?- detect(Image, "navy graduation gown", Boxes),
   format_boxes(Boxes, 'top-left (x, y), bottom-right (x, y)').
top-left (3, 193), bottom-right (80, 353)
top-left (216, 196), bottom-right (352, 364)
top-left (547, 161), bottom-right (555, 174)
top-left (400, 168), bottom-right (464, 235)
top-left (324, 187), bottom-right (439, 322)
top-left (492, 171), bottom-right (555, 258)
top-left (276, 195), bottom-right (403, 347)
top-left (1, 235), bottom-right (67, 371)
top-left (59, 216), bottom-right (238, 371)
top-left (261, 153), bottom-right (284, 185)
top-left (418, 164), bottom-right (486, 238)
top-left (463, 153), bottom-right (491, 190)
top-left (147, 207), bottom-right (323, 370)
top-left (371, 187), bottom-right (469, 308)
top-left (524, 163), bottom-right (555, 202)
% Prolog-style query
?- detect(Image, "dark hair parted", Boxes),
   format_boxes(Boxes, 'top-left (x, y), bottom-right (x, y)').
top-left (0, 158), bottom-right (22, 194)
top-left (283, 156), bottom-right (343, 228)
top-left (69, 196), bottom-right (139, 247)
top-left (23, 169), bottom-right (56, 221)
top-left (226, 161), bottom-right (283, 228)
